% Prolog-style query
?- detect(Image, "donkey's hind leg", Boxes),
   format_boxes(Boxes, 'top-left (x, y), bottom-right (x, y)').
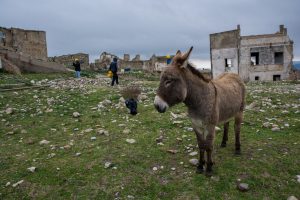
top-left (234, 112), bottom-right (243, 155)
top-left (221, 122), bottom-right (229, 147)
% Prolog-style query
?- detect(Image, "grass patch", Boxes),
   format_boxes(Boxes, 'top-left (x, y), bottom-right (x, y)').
top-left (0, 74), bottom-right (299, 199)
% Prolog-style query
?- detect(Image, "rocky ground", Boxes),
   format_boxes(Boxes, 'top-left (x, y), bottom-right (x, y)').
top-left (0, 72), bottom-right (299, 199)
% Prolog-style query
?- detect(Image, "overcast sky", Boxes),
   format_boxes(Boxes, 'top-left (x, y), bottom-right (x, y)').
top-left (1, 0), bottom-right (300, 68)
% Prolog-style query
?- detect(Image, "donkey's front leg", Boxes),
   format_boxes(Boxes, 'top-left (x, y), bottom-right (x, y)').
top-left (205, 126), bottom-right (216, 175)
top-left (194, 129), bottom-right (206, 174)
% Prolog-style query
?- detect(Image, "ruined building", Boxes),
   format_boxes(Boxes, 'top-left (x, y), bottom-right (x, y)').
top-left (48, 53), bottom-right (89, 70)
top-left (210, 25), bottom-right (294, 81)
top-left (0, 27), bottom-right (47, 60)
top-left (91, 52), bottom-right (174, 72)
top-left (0, 26), bottom-right (68, 73)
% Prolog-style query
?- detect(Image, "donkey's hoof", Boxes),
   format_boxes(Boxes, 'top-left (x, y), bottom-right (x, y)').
top-left (220, 143), bottom-right (226, 147)
top-left (235, 149), bottom-right (241, 155)
top-left (205, 170), bottom-right (213, 177)
top-left (196, 166), bottom-right (204, 174)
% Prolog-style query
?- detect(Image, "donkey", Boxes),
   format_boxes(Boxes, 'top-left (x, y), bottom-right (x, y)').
top-left (154, 47), bottom-right (245, 174)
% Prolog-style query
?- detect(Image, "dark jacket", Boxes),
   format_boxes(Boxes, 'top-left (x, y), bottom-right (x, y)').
top-left (109, 61), bottom-right (118, 74)
top-left (73, 61), bottom-right (81, 71)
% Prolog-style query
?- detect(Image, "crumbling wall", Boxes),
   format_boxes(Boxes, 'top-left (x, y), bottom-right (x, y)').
top-left (210, 25), bottom-right (293, 81)
top-left (210, 28), bottom-right (240, 78)
top-left (48, 53), bottom-right (89, 70)
top-left (0, 27), bottom-right (47, 60)
top-left (240, 32), bottom-right (293, 81)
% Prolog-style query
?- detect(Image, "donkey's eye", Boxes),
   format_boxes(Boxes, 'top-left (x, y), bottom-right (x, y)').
top-left (164, 80), bottom-right (172, 87)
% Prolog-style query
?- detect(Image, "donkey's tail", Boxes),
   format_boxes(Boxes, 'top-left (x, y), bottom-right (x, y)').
top-left (240, 83), bottom-right (246, 112)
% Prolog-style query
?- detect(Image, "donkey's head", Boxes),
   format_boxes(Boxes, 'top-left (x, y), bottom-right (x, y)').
top-left (154, 47), bottom-right (193, 113)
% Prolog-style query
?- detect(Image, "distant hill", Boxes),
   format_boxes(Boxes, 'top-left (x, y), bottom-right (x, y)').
top-left (293, 61), bottom-right (300, 70)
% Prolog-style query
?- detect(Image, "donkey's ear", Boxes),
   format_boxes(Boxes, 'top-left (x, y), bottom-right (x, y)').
top-left (182, 46), bottom-right (193, 61)
top-left (176, 50), bottom-right (182, 56)
top-left (179, 46), bottom-right (193, 69)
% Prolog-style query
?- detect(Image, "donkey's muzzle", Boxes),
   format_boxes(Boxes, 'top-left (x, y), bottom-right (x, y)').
top-left (154, 95), bottom-right (168, 113)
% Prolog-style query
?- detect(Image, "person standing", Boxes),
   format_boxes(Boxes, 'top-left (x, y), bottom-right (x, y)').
top-left (109, 57), bottom-right (119, 86)
top-left (72, 58), bottom-right (81, 78)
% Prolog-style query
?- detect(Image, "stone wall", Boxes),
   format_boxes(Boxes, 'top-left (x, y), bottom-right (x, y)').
top-left (48, 53), bottom-right (89, 70)
top-left (0, 27), bottom-right (47, 60)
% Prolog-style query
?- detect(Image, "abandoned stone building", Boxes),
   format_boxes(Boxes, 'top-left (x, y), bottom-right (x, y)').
top-left (92, 52), bottom-right (174, 72)
top-left (48, 53), bottom-right (89, 70)
top-left (0, 26), bottom-right (67, 73)
top-left (210, 25), bottom-right (294, 81)
top-left (0, 27), bottom-right (48, 60)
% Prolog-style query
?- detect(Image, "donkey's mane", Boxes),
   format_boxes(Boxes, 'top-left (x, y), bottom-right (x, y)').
top-left (187, 63), bottom-right (210, 83)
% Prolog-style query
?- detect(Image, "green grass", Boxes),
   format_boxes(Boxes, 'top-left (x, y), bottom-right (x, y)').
top-left (0, 73), bottom-right (299, 199)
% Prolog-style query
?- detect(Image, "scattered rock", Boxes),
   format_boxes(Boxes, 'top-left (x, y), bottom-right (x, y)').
top-left (271, 127), bottom-right (280, 132)
top-left (171, 167), bottom-right (176, 171)
top-left (123, 129), bottom-right (131, 134)
top-left (296, 175), bottom-right (300, 183)
top-left (84, 128), bottom-right (93, 133)
top-left (39, 139), bottom-right (50, 145)
top-left (215, 126), bottom-right (221, 131)
top-left (75, 152), bottom-right (81, 156)
top-left (287, 196), bottom-right (298, 200)
top-left (5, 107), bottom-right (13, 114)
top-left (152, 167), bottom-right (158, 171)
top-left (155, 135), bottom-right (163, 143)
top-left (189, 159), bottom-right (199, 166)
top-left (167, 149), bottom-right (178, 154)
top-left (126, 139), bottom-right (136, 144)
top-left (21, 129), bottom-right (28, 134)
top-left (189, 151), bottom-right (198, 156)
top-left (104, 162), bottom-right (113, 169)
top-left (237, 183), bottom-right (249, 192)
top-left (5, 182), bottom-right (11, 187)
top-left (12, 180), bottom-right (24, 187)
top-left (91, 136), bottom-right (96, 140)
top-left (72, 112), bottom-right (80, 118)
top-left (27, 166), bottom-right (36, 173)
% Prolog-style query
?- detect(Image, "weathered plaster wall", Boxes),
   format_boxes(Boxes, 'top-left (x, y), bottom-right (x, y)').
top-left (0, 27), bottom-right (47, 60)
top-left (210, 25), bottom-right (293, 81)
top-left (211, 48), bottom-right (238, 78)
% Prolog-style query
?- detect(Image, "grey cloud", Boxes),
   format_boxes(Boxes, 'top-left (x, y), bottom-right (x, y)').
top-left (0, 0), bottom-right (299, 62)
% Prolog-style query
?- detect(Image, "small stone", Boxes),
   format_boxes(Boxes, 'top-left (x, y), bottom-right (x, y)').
top-left (104, 162), bottom-right (112, 169)
top-left (39, 139), bottom-right (50, 145)
top-left (75, 152), bottom-right (81, 156)
top-left (12, 180), bottom-right (24, 187)
top-left (155, 135), bottom-right (163, 143)
top-left (189, 159), bottom-right (199, 166)
top-left (215, 126), bottom-right (221, 131)
top-left (171, 167), bottom-right (176, 171)
top-left (127, 195), bottom-right (135, 199)
top-left (5, 182), bottom-right (11, 187)
top-left (27, 166), bottom-right (36, 172)
top-left (237, 183), bottom-right (249, 192)
top-left (287, 196), bottom-right (298, 200)
top-left (84, 128), bottom-right (93, 133)
top-left (126, 139), bottom-right (136, 144)
top-left (72, 112), bottom-right (80, 118)
top-left (5, 107), bottom-right (13, 114)
top-left (153, 167), bottom-right (158, 171)
top-left (123, 129), bottom-right (131, 134)
top-left (21, 129), bottom-right (28, 134)
top-left (189, 151), bottom-right (198, 156)
top-left (167, 149), bottom-right (178, 154)
top-left (91, 136), bottom-right (96, 140)
top-left (271, 127), bottom-right (280, 132)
